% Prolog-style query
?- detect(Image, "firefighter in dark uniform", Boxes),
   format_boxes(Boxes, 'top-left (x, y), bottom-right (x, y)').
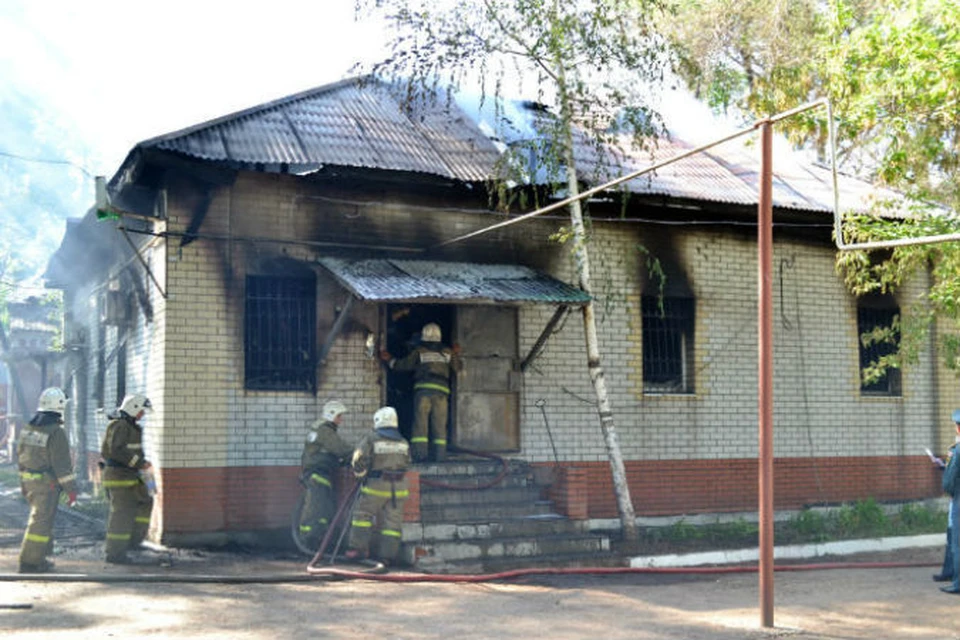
top-left (100, 393), bottom-right (154, 564)
top-left (381, 322), bottom-right (462, 462)
top-left (17, 387), bottom-right (77, 573)
top-left (298, 399), bottom-right (354, 550)
top-left (344, 406), bottom-right (411, 567)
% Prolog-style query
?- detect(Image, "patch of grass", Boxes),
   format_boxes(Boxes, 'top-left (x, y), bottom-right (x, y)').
top-left (638, 499), bottom-right (947, 554)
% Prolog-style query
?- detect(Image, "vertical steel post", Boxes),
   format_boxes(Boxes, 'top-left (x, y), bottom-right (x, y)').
top-left (757, 121), bottom-right (775, 628)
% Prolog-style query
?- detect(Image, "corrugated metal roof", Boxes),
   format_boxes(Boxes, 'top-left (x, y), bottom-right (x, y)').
top-left (318, 258), bottom-right (591, 305)
top-left (131, 75), bottom-right (901, 215)
top-left (569, 127), bottom-right (903, 215)
top-left (143, 78), bottom-right (502, 181)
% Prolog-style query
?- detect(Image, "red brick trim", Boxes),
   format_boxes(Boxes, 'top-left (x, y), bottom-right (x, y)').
top-left (159, 466), bottom-right (420, 535)
top-left (536, 456), bottom-right (942, 519)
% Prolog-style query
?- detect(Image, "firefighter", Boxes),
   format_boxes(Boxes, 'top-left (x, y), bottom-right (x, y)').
top-left (381, 322), bottom-right (462, 462)
top-left (17, 387), bottom-right (76, 573)
top-left (100, 393), bottom-right (154, 564)
top-left (344, 406), bottom-right (411, 567)
top-left (297, 399), bottom-right (354, 550)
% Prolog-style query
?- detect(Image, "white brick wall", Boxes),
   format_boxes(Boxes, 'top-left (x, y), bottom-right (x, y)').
top-left (518, 225), bottom-right (938, 462)
top-left (69, 171), bottom-right (946, 473)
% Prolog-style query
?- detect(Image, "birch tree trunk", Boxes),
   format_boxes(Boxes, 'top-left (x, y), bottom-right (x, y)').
top-left (556, 64), bottom-right (638, 547)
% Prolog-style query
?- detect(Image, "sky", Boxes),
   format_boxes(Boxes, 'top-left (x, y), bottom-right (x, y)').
top-left (1, 0), bottom-right (387, 178)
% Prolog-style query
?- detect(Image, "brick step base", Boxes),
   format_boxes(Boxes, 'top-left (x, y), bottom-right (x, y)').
top-left (414, 550), bottom-right (627, 575)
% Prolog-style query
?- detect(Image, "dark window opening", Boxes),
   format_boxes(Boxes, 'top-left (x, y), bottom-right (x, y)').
top-left (244, 275), bottom-right (317, 392)
top-left (857, 304), bottom-right (901, 396)
top-left (642, 296), bottom-right (695, 394)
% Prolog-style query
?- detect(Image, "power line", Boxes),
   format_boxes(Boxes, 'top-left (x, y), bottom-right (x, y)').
top-left (0, 149), bottom-right (95, 179)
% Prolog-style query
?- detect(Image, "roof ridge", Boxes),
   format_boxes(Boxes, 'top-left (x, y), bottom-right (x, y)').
top-left (134, 74), bottom-right (373, 150)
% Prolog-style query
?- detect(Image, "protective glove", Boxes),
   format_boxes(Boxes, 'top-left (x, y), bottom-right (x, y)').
top-left (452, 343), bottom-right (462, 355)
top-left (379, 350), bottom-right (392, 362)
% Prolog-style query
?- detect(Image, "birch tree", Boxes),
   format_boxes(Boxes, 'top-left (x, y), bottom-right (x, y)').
top-left (358, 0), bottom-right (674, 544)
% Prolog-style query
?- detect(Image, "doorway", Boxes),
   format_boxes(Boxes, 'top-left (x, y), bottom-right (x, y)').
top-left (383, 303), bottom-right (521, 456)
top-left (384, 304), bottom-right (455, 444)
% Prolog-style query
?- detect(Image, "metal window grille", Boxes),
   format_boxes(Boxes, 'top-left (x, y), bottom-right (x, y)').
top-left (857, 305), bottom-right (901, 396)
top-left (244, 275), bottom-right (316, 392)
top-left (642, 296), bottom-right (695, 394)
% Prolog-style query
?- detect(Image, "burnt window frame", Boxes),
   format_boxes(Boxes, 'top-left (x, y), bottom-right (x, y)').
top-left (856, 299), bottom-right (901, 396)
top-left (244, 274), bottom-right (317, 393)
top-left (641, 295), bottom-right (695, 395)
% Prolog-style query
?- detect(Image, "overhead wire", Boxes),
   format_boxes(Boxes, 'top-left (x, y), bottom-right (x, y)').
top-left (0, 149), bottom-right (96, 179)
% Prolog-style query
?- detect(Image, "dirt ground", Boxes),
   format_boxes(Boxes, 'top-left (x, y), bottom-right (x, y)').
top-left (1, 481), bottom-right (957, 639)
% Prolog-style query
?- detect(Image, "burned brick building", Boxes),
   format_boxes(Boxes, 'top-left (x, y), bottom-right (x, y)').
top-left (44, 76), bottom-right (958, 567)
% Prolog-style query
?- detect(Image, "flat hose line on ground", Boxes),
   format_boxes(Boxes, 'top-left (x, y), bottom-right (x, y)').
top-left (0, 560), bottom-right (940, 584)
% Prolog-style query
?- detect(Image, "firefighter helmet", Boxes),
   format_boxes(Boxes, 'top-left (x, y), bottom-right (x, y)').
top-left (422, 322), bottom-right (441, 342)
top-left (323, 400), bottom-right (348, 422)
top-left (37, 387), bottom-right (67, 415)
top-left (373, 406), bottom-right (398, 429)
top-left (119, 394), bottom-right (152, 418)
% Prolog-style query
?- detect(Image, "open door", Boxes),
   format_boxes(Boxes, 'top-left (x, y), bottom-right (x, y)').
top-left (453, 305), bottom-right (520, 452)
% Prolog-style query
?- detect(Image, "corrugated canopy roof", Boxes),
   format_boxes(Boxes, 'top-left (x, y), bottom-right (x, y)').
top-left (318, 258), bottom-right (591, 306)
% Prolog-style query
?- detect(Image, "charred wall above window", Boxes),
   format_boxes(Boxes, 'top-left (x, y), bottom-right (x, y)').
top-left (638, 229), bottom-right (693, 299)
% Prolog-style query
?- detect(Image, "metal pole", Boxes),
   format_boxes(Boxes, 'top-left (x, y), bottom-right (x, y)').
top-left (757, 121), bottom-right (775, 628)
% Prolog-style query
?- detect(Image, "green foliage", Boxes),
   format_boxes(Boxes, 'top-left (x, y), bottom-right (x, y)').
top-left (787, 508), bottom-right (830, 543)
top-left (897, 502), bottom-right (945, 532)
top-left (835, 206), bottom-right (960, 377)
top-left (641, 500), bottom-right (946, 553)
top-left (666, 0), bottom-right (960, 209)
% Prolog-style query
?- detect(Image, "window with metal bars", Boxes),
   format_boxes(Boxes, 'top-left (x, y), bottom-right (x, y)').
top-left (244, 275), bottom-right (317, 392)
top-left (857, 304), bottom-right (901, 396)
top-left (642, 295), bottom-right (695, 394)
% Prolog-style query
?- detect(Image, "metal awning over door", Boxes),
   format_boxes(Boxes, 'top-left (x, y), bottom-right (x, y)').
top-left (318, 257), bottom-right (588, 453)
top-left (317, 258), bottom-right (590, 306)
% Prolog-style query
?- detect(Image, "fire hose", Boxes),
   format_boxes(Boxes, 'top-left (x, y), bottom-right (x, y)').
top-left (0, 558), bottom-right (940, 584)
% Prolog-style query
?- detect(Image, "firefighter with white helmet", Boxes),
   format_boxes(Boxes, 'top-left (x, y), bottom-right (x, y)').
top-left (17, 387), bottom-right (76, 573)
top-left (344, 406), bottom-right (411, 567)
top-left (381, 322), bottom-right (462, 462)
top-left (297, 399), bottom-right (354, 550)
top-left (100, 393), bottom-right (154, 564)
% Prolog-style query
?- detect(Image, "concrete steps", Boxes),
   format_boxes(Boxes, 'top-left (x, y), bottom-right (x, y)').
top-left (404, 457), bottom-right (615, 572)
